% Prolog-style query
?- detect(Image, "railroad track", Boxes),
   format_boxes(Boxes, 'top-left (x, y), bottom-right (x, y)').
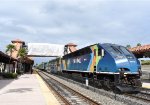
top-left (36, 71), bottom-right (71, 105)
top-left (141, 87), bottom-right (150, 94)
top-left (37, 70), bottom-right (101, 105)
top-left (125, 91), bottom-right (150, 103)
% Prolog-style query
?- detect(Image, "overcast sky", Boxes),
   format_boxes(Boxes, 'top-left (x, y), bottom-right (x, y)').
top-left (0, 0), bottom-right (150, 63)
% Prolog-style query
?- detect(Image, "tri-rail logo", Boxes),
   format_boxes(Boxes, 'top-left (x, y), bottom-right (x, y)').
top-left (73, 58), bottom-right (87, 63)
top-left (73, 58), bottom-right (81, 63)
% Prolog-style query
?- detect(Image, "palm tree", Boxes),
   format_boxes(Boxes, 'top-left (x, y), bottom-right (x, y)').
top-left (17, 48), bottom-right (27, 73)
top-left (144, 52), bottom-right (150, 57)
top-left (126, 45), bottom-right (131, 49)
top-left (137, 43), bottom-right (141, 46)
top-left (5, 44), bottom-right (16, 73)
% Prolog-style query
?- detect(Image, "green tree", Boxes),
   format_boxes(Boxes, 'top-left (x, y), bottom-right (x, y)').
top-left (34, 63), bottom-right (38, 68)
top-left (5, 44), bottom-right (16, 73)
top-left (137, 43), bottom-right (141, 46)
top-left (17, 48), bottom-right (27, 73)
top-left (126, 45), bottom-right (131, 49)
top-left (144, 52), bottom-right (150, 57)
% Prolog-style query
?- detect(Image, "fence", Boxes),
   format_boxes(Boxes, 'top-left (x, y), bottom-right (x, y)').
top-left (142, 71), bottom-right (150, 81)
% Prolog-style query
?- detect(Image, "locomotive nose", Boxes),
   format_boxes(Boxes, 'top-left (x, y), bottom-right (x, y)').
top-left (116, 58), bottom-right (139, 74)
top-left (128, 59), bottom-right (139, 73)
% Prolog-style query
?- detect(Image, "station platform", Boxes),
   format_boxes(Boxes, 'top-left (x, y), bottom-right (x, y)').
top-left (142, 83), bottom-right (150, 89)
top-left (0, 74), bottom-right (60, 105)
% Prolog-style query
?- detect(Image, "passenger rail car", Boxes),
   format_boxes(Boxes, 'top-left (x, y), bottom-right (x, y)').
top-left (51, 43), bottom-right (142, 92)
top-left (38, 62), bottom-right (48, 71)
top-left (49, 58), bottom-right (61, 73)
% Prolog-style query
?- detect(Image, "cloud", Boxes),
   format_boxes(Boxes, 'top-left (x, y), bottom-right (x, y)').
top-left (0, 0), bottom-right (150, 63)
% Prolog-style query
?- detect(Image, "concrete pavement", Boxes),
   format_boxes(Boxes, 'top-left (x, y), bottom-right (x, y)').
top-left (0, 74), bottom-right (60, 105)
top-left (142, 65), bottom-right (150, 71)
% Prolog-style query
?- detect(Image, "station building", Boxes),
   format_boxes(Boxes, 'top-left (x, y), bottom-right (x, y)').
top-left (11, 39), bottom-right (34, 73)
top-left (0, 51), bottom-right (17, 73)
top-left (0, 39), bottom-right (34, 74)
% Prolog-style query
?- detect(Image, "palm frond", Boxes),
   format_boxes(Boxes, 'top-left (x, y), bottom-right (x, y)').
top-left (5, 44), bottom-right (16, 55)
top-left (17, 48), bottom-right (27, 58)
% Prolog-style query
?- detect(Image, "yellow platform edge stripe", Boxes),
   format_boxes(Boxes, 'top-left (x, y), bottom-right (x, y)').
top-left (142, 83), bottom-right (150, 89)
top-left (35, 70), bottom-right (61, 105)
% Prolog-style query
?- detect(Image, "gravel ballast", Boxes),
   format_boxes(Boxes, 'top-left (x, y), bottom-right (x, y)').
top-left (40, 71), bottom-right (149, 105)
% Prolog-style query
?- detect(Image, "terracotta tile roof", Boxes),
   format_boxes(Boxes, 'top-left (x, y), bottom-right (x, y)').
top-left (69, 46), bottom-right (77, 52)
top-left (24, 57), bottom-right (34, 64)
top-left (18, 57), bottom-right (34, 64)
top-left (0, 51), bottom-right (17, 63)
top-left (11, 39), bottom-right (25, 43)
top-left (129, 44), bottom-right (150, 54)
top-left (65, 43), bottom-right (77, 47)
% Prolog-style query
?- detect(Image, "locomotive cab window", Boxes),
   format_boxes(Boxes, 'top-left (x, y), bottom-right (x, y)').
top-left (98, 48), bottom-right (105, 56)
top-left (94, 49), bottom-right (96, 56)
top-left (98, 48), bottom-right (101, 56)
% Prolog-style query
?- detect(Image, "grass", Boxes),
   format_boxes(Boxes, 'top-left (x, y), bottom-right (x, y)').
top-left (141, 60), bottom-right (150, 65)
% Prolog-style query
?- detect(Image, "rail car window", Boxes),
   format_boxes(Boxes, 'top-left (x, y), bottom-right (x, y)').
top-left (98, 48), bottom-right (101, 56)
top-left (119, 46), bottom-right (131, 55)
top-left (119, 46), bottom-right (134, 59)
top-left (94, 49), bottom-right (96, 56)
top-left (111, 46), bottom-right (122, 54)
top-left (105, 46), bottom-right (122, 56)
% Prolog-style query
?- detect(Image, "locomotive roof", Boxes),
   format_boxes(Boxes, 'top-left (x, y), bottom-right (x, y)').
top-left (63, 43), bottom-right (124, 58)
top-left (63, 43), bottom-right (98, 58)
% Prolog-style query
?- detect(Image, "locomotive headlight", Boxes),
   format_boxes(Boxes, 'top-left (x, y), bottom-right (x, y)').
top-left (118, 68), bottom-right (125, 71)
top-left (118, 68), bottom-right (121, 71)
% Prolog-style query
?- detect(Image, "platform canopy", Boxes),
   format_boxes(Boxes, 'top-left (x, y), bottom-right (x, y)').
top-left (0, 51), bottom-right (17, 63)
top-left (27, 43), bottom-right (65, 57)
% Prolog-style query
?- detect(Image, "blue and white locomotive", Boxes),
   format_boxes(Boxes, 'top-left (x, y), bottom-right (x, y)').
top-left (51, 43), bottom-right (142, 92)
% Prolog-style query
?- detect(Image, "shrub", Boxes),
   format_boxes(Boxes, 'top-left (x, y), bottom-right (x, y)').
top-left (12, 73), bottom-right (18, 78)
top-left (2, 73), bottom-right (18, 79)
top-left (141, 60), bottom-right (150, 65)
top-left (17, 70), bottom-right (22, 75)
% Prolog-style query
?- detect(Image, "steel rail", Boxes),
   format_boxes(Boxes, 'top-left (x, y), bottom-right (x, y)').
top-left (39, 70), bottom-right (101, 105)
top-left (125, 93), bottom-right (150, 103)
top-left (36, 71), bottom-right (71, 105)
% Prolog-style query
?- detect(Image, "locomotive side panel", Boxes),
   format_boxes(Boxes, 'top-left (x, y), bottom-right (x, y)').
top-left (49, 43), bottom-right (142, 92)
top-left (62, 44), bottom-right (103, 73)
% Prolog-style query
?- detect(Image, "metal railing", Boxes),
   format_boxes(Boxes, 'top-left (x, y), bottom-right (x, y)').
top-left (142, 71), bottom-right (150, 82)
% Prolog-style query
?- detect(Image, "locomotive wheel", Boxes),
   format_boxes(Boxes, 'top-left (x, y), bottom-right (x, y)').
top-left (134, 79), bottom-right (142, 87)
top-left (96, 80), bottom-right (102, 89)
top-left (103, 78), bottom-right (111, 90)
